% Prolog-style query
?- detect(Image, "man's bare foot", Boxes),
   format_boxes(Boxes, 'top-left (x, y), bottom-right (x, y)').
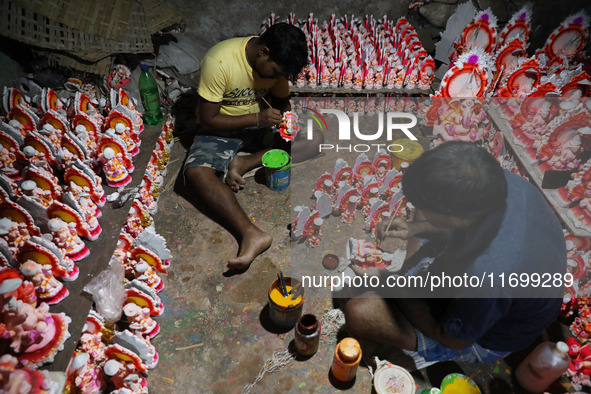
top-left (227, 229), bottom-right (272, 271)
top-left (226, 155), bottom-right (249, 192)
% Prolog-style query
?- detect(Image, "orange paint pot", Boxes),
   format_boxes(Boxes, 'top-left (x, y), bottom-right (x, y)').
top-left (331, 337), bottom-right (362, 382)
top-left (268, 277), bottom-right (304, 329)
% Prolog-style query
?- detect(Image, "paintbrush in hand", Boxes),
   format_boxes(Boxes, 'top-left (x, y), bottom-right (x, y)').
top-left (377, 199), bottom-right (403, 246)
top-left (261, 96), bottom-right (272, 108)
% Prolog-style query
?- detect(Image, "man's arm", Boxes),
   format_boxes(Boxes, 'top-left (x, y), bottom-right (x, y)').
top-left (408, 220), bottom-right (451, 239)
top-left (377, 217), bottom-right (450, 242)
top-left (395, 298), bottom-right (474, 350)
top-left (199, 98), bottom-right (282, 134)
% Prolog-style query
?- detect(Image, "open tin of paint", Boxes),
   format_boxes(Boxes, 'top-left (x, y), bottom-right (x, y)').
top-left (262, 149), bottom-right (291, 190)
top-left (267, 276), bottom-right (303, 328)
top-left (373, 363), bottom-right (415, 394)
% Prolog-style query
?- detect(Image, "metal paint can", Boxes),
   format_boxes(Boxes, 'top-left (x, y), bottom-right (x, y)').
top-left (294, 313), bottom-right (320, 356)
top-left (267, 277), bottom-right (303, 328)
top-left (262, 149), bottom-right (291, 190)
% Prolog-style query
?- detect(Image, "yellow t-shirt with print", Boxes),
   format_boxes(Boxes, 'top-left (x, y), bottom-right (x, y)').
top-left (198, 36), bottom-right (289, 117)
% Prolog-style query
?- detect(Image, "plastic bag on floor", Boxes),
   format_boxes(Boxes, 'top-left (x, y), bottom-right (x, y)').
top-left (84, 258), bottom-right (126, 323)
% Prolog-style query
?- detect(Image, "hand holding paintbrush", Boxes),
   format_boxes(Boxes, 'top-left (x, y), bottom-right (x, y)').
top-left (376, 216), bottom-right (414, 245)
top-left (257, 96), bottom-right (282, 127)
top-left (376, 199), bottom-right (404, 246)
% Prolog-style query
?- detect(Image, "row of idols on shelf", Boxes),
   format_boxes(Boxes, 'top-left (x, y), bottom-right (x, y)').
top-left (427, 93), bottom-right (591, 153)
top-left (496, 93), bottom-right (591, 233)
top-left (560, 231), bottom-right (591, 391)
top-left (65, 120), bottom-right (175, 393)
top-left (0, 109), bottom-right (174, 392)
top-left (424, 6), bottom-right (591, 238)
top-left (263, 13), bottom-right (435, 91)
top-left (0, 87), bottom-right (174, 289)
top-left (436, 8), bottom-right (590, 99)
top-left (65, 118), bottom-right (173, 394)
top-left (440, 6), bottom-right (591, 383)
top-left (2, 85), bottom-right (144, 188)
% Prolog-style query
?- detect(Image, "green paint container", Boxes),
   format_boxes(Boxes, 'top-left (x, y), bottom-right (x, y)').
top-left (262, 149), bottom-right (291, 191)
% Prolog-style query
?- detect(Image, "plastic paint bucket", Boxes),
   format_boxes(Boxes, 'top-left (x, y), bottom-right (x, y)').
top-left (374, 364), bottom-right (415, 394)
top-left (391, 138), bottom-right (424, 170)
top-left (267, 277), bottom-right (304, 328)
top-left (440, 373), bottom-right (480, 394)
top-left (262, 149), bottom-right (291, 190)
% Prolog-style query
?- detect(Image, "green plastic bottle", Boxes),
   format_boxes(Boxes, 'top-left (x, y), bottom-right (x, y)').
top-left (138, 64), bottom-right (163, 125)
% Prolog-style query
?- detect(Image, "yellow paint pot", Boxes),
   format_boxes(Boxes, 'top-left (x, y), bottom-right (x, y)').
top-left (440, 373), bottom-right (481, 394)
top-left (268, 277), bottom-right (303, 328)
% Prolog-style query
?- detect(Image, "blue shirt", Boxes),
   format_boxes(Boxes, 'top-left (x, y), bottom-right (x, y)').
top-left (429, 171), bottom-right (566, 351)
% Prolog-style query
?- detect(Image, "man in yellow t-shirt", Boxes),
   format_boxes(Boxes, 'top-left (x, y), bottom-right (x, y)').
top-left (184, 23), bottom-right (308, 272)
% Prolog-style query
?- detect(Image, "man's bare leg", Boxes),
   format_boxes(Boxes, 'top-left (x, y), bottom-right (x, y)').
top-left (225, 149), bottom-right (270, 192)
top-left (344, 291), bottom-right (418, 351)
top-left (185, 166), bottom-right (272, 271)
top-left (225, 128), bottom-right (323, 192)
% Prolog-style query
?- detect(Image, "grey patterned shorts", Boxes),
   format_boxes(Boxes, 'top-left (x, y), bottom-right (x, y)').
top-left (183, 127), bottom-right (274, 179)
top-left (415, 328), bottom-right (510, 363)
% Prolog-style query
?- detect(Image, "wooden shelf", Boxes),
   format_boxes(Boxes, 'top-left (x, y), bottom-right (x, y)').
top-left (289, 85), bottom-right (433, 96)
top-left (487, 105), bottom-right (591, 238)
top-left (44, 123), bottom-right (164, 372)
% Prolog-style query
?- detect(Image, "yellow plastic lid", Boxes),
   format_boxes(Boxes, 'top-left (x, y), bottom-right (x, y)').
top-left (392, 138), bottom-right (424, 160)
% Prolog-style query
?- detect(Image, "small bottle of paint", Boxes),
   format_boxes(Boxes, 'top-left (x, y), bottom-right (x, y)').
top-left (331, 337), bottom-right (362, 382)
top-left (294, 313), bottom-right (321, 356)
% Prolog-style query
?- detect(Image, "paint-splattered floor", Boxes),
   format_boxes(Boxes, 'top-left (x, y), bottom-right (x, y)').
top-left (146, 130), bottom-right (573, 393)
